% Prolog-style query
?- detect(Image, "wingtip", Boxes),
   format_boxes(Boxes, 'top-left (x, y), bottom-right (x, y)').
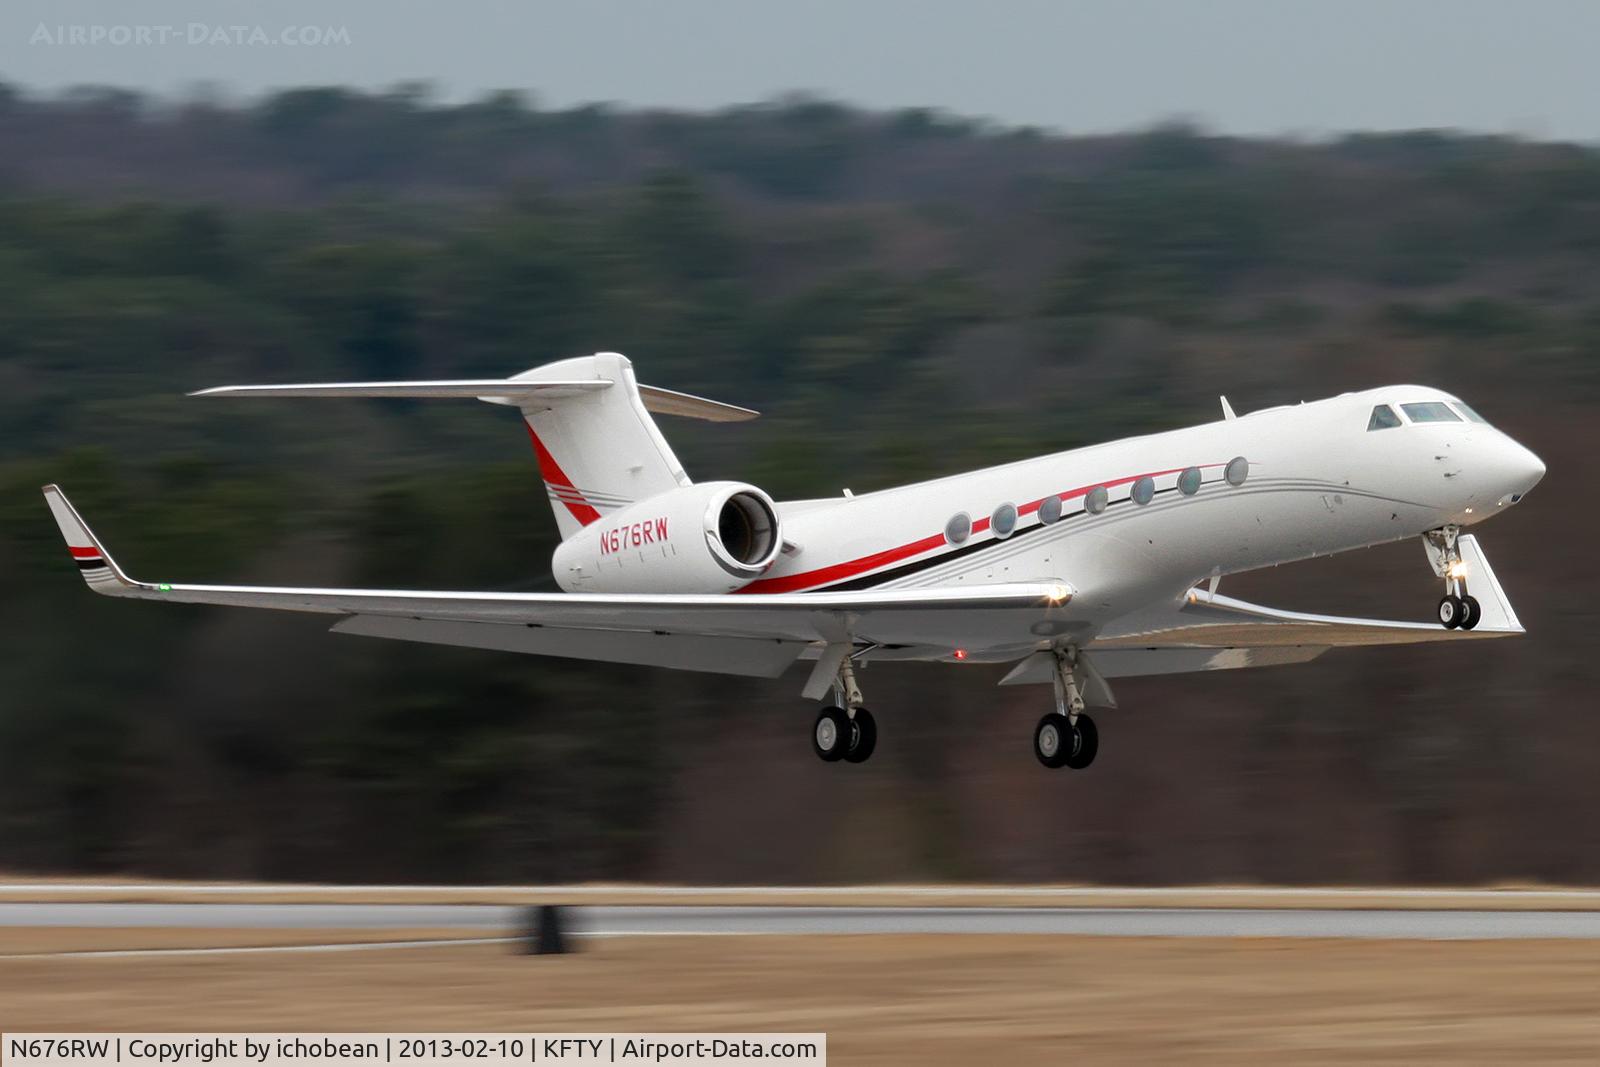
top-left (41, 485), bottom-right (134, 593)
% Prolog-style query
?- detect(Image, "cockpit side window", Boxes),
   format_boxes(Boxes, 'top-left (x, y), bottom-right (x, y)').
top-left (1367, 404), bottom-right (1401, 431)
top-left (1401, 401), bottom-right (1463, 424)
top-left (1452, 401), bottom-right (1490, 424)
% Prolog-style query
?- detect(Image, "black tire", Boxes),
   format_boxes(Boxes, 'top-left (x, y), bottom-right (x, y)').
top-left (1459, 595), bottom-right (1482, 631)
top-left (1034, 713), bottom-right (1071, 769)
top-left (843, 707), bottom-right (877, 763)
top-left (813, 706), bottom-right (850, 762)
top-left (1437, 594), bottom-right (1463, 629)
top-left (1066, 712), bottom-right (1099, 769)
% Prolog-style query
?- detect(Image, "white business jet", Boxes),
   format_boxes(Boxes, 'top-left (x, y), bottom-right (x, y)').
top-left (43, 352), bottom-right (1545, 769)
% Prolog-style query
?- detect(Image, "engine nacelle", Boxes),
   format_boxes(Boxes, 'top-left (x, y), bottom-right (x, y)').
top-left (551, 481), bottom-right (782, 593)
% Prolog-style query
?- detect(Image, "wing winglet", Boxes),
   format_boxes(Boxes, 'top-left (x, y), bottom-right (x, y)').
top-left (1455, 533), bottom-right (1521, 632)
top-left (41, 485), bottom-right (141, 595)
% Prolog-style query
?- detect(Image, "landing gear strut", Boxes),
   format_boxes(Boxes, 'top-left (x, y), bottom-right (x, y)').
top-left (1035, 649), bottom-right (1098, 770)
top-left (1424, 526), bottom-right (1480, 630)
top-left (812, 656), bottom-right (876, 764)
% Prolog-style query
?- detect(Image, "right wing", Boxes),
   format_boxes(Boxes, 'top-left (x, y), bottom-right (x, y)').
top-left (1041, 532), bottom-right (1521, 682)
top-left (1089, 533), bottom-right (1520, 652)
top-left (44, 485), bottom-right (1071, 677)
top-left (995, 534), bottom-right (1521, 688)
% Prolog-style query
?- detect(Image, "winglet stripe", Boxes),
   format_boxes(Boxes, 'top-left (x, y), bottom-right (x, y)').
top-left (41, 485), bottom-right (135, 594)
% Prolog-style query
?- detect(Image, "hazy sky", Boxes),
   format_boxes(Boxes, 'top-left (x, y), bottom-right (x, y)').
top-left (4, 0), bottom-right (1599, 140)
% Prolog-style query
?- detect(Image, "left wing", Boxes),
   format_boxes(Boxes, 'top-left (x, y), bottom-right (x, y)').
top-left (44, 485), bottom-right (1072, 676)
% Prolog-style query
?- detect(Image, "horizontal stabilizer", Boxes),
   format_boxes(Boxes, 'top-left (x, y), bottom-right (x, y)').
top-left (191, 375), bottom-right (759, 421)
top-left (190, 379), bottom-right (609, 401)
top-left (636, 384), bottom-right (759, 422)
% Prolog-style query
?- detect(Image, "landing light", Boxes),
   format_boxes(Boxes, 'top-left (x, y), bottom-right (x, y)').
top-left (1046, 583), bottom-right (1070, 604)
top-left (1448, 561), bottom-right (1469, 579)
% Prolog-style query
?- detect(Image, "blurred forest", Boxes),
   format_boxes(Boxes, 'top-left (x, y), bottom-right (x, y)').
top-left (0, 84), bottom-right (1595, 884)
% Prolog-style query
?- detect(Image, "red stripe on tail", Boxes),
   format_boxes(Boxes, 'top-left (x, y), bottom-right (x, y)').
top-left (525, 424), bottom-right (602, 526)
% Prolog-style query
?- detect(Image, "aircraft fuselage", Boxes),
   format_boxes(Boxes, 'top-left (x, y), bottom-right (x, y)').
top-left (752, 385), bottom-right (1545, 637)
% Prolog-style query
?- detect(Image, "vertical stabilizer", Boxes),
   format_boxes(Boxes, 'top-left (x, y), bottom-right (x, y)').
top-left (511, 352), bottom-right (691, 539)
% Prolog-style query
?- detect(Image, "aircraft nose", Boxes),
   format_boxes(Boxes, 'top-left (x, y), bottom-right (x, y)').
top-left (1493, 440), bottom-right (1545, 507)
top-left (1523, 448), bottom-right (1547, 487)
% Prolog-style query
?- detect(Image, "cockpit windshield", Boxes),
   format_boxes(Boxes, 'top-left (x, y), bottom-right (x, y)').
top-left (1452, 401), bottom-right (1490, 424)
top-left (1367, 404), bottom-right (1401, 431)
top-left (1401, 401), bottom-right (1462, 424)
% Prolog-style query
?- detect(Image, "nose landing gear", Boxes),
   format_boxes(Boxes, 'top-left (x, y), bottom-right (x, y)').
top-left (1425, 526), bottom-right (1481, 630)
top-left (1437, 593), bottom-right (1481, 630)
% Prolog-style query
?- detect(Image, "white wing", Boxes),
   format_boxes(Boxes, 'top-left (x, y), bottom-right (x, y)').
top-left (43, 486), bottom-right (1071, 677)
top-left (1000, 534), bottom-right (1522, 685)
top-left (1091, 534), bottom-right (1519, 650)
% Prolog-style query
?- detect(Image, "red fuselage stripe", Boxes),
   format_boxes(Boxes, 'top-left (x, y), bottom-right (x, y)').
top-left (740, 533), bottom-right (949, 594)
top-left (737, 463), bottom-right (1223, 594)
top-left (525, 424), bottom-right (602, 526)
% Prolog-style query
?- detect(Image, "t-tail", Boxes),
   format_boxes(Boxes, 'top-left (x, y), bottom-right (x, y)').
top-left (188, 351), bottom-right (758, 540)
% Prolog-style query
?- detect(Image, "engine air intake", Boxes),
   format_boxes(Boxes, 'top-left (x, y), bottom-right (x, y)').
top-left (717, 491), bottom-right (779, 569)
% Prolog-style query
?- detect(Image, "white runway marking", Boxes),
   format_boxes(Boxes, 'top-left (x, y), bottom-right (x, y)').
top-left (0, 937), bottom-right (513, 960)
top-left (7, 883), bottom-right (1600, 901)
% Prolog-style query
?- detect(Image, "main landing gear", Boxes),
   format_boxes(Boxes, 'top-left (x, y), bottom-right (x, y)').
top-left (809, 646), bottom-right (1104, 769)
top-left (1424, 525), bottom-right (1480, 630)
top-left (1035, 649), bottom-right (1099, 770)
top-left (812, 655), bottom-right (876, 764)
top-left (813, 705), bottom-right (876, 763)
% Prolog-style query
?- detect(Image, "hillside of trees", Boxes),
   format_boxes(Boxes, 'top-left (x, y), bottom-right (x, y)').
top-left (1, 84), bottom-right (1594, 883)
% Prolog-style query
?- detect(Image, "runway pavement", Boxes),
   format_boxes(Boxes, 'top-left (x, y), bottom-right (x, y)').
top-left (6, 902), bottom-right (1600, 939)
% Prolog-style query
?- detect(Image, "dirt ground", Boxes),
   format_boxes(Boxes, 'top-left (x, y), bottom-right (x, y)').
top-left (3, 934), bottom-right (1600, 1063)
